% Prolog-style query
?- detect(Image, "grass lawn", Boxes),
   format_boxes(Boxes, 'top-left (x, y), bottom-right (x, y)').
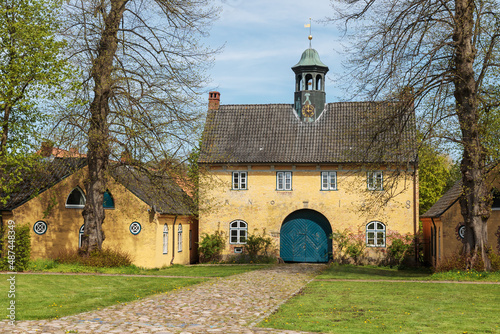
top-left (261, 280), bottom-right (500, 333)
top-left (26, 259), bottom-right (271, 277)
top-left (318, 264), bottom-right (500, 282)
top-left (317, 264), bottom-right (433, 280)
top-left (0, 274), bottom-right (207, 320)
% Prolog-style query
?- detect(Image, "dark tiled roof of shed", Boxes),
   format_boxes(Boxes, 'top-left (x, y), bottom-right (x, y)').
top-left (420, 180), bottom-right (463, 218)
top-left (110, 166), bottom-right (193, 215)
top-left (199, 103), bottom-right (417, 164)
top-left (0, 157), bottom-right (88, 211)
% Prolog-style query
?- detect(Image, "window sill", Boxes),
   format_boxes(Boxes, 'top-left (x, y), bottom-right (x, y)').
top-left (65, 205), bottom-right (84, 209)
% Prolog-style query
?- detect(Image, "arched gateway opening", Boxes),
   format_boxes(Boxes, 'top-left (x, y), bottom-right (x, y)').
top-left (280, 209), bottom-right (332, 263)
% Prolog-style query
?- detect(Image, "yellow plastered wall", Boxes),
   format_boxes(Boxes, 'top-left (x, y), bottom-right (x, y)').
top-left (199, 164), bottom-right (418, 258)
top-left (4, 166), bottom-right (194, 268)
top-left (434, 201), bottom-right (500, 266)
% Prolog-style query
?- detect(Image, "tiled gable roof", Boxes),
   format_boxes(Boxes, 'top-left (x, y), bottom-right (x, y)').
top-left (1, 158), bottom-right (193, 215)
top-left (109, 166), bottom-right (193, 215)
top-left (0, 157), bottom-right (88, 211)
top-left (420, 180), bottom-right (463, 218)
top-left (199, 103), bottom-right (417, 164)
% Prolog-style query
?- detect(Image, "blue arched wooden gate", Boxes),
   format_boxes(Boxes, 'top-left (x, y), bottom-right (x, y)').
top-left (280, 210), bottom-right (332, 263)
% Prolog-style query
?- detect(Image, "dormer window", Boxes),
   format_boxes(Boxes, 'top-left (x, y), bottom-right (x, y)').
top-left (103, 190), bottom-right (115, 209)
top-left (66, 187), bottom-right (86, 208)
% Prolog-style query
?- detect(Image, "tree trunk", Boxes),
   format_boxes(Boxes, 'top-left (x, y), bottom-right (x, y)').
top-left (80, 0), bottom-right (128, 254)
top-left (454, 0), bottom-right (491, 271)
top-left (0, 104), bottom-right (11, 156)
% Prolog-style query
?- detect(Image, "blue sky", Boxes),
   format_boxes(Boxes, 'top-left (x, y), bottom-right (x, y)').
top-left (205, 0), bottom-right (346, 105)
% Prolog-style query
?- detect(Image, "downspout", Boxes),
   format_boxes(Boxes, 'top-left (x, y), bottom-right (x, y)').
top-left (170, 215), bottom-right (178, 265)
top-left (431, 218), bottom-right (437, 267)
top-left (413, 166), bottom-right (418, 264)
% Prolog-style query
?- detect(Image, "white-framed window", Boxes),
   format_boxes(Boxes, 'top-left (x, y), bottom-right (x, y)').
top-left (321, 172), bottom-right (337, 190)
top-left (276, 171), bottom-right (292, 191)
top-left (163, 224), bottom-right (168, 254)
top-left (232, 172), bottom-right (247, 190)
top-left (66, 187), bottom-right (86, 208)
top-left (367, 171), bottom-right (383, 190)
top-left (230, 220), bottom-right (248, 244)
top-left (178, 224), bottom-right (183, 252)
top-left (366, 221), bottom-right (386, 247)
top-left (79, 224), bottom-right (85, 248)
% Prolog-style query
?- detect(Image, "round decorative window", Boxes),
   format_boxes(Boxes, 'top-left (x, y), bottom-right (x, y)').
top-left (458, 225), bottom-right (466, 239)
top-left (130, 222), bottom-right (141, 235)
top-left (456, 223), bottom-right (466, 240)
top-left (33, 221), bottom-right (48, 235)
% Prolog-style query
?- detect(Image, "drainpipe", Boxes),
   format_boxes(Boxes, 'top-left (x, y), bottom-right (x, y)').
top-left (170, 215), bottom-right (178, 265)
top-left (413, 167), bottom-right (418, 264)
top-left (431, 218), bottom-right (437, 267)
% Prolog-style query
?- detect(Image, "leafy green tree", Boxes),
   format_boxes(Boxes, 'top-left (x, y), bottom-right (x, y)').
top-left (418, 141), bottom-right (455, 213)
top-left (0, 0), bottom-right (73, 206)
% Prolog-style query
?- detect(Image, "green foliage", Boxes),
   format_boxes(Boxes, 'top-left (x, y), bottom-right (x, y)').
top-left (186, 143), bottom-right (201, 214)
top-left (435, 248), bottom-right (500, 273)
top-left (55, 248), bottom-right (132, 268)
top-left (198, 231), bottom-right (226, 263)
top-left (330, 229), bottom-right (365, 264)
top-left (418, 139), bottom-right (458, 213)
top-left (1, 222), bottom-right (31, 272)
top-left (387, 238), bottom-right (411, 267)
top-left (0, 0), bottom-right (74, 152)
top-left (245, 230), bottom-right (274, 258)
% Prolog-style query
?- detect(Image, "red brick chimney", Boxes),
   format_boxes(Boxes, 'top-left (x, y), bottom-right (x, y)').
top-left (40, 141), bottom-right (54, 157)
top-left (208, 91), bottom-right (220, 110)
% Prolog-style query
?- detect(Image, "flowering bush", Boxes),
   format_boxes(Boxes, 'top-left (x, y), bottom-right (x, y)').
top-left (385, 231), bottom-right (414, 267)
top-left (330, 229), bottom-right (365, 264)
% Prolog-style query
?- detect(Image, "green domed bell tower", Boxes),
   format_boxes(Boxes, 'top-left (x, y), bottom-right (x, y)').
top-left (292, 35), bottom-right (329, 122)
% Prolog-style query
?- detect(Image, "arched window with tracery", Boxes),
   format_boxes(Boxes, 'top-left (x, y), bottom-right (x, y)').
top-left (66, 187), bottom-right (86, 208)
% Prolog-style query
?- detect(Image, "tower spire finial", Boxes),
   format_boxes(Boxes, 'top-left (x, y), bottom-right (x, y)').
top-left (308, 18), bottom-right (312, 48)
top-left (305, 18), bottom-right (313, 48)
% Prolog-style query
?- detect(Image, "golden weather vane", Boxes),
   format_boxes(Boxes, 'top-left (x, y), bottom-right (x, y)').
top-left (304, 18), bottom-right (312, 48)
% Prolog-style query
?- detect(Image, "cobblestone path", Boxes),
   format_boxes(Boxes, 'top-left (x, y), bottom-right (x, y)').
top-left (2, 264), bottom-right (325, 334)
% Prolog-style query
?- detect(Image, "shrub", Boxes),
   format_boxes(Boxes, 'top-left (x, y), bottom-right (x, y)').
top-left (436, 248), bottom-right (500, 272)
top-left (387, 237), bottom-right (412, 267)
top-left (331, 229), bottom-right (365, 264)
top-left (55, 248), bottom-right (132, 267)
top-left (245, 230), bottom-right (274, 258)
top-left (198, 231), bottom-right (226, 263)
top-left (1, 222), bottom-right (31, 272)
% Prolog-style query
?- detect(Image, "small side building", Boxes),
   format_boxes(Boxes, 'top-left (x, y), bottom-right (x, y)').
top-left (0, 156), bottom-right (197, 268)
top-left (421, 180), bottom-right (500, 267)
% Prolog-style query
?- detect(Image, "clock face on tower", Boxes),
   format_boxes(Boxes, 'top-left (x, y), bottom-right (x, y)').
top-left (302, 103), bottom-right (315, 118)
